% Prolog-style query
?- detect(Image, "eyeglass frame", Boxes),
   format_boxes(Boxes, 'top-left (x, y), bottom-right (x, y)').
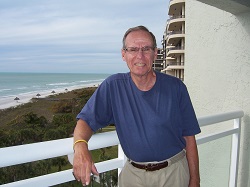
top-left (123, 46), bottom-right (156, 55)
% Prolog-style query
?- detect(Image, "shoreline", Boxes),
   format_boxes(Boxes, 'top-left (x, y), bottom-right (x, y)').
top-left (0, 83), bottom-right (100, 110)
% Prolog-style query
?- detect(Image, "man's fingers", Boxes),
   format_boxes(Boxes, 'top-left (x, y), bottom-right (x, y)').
top-left (78, 162), bottom-right (91, 186)
top-left (92, 164), bottom-right (99, 176)
top-left (72, 172), bottom-right (80, 182)
top-left (73, 156), bottom-right (98, 185)
top-left (72, 165), bottom-right (81, 182)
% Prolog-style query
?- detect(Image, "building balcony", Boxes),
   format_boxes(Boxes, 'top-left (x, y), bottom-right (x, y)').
top-left (167, 46), bottom-right (185, 57)
top-left (0, 110), bottom-right (245, 186)
top-left (166, 44), bottom-right (176, 50)
top-left (166, 65), bottom-right (184, 71)
top-left (167, 16), bottom-right (185, 32)
top-left (166, 30), bottom-right (185, 46)
top-left (166, 56), bottom-right (176, 61)
top-left (153, 48), bottom-right (164, 72)
top-left (161, 61), bottom-right (184, 71)
top-left (169, 0), bottom-right (185, 15)
top-left (164, 62), bottom-right (184, 71)
top-left (169, 61), bottom-right (184, 65)
top-left (153, 59), bottom-right (163, 71)
top-left (154, 60), bottom-right (163, 65)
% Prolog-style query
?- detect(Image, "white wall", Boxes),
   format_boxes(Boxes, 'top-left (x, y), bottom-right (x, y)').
top-left (185, 0), bottom-right (250, 186)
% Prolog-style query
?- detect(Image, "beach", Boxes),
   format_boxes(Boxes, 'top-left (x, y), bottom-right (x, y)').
top-left (0, 83), bottom-right (101, 110)
top-left (0, 72), bottom-right (109, 110)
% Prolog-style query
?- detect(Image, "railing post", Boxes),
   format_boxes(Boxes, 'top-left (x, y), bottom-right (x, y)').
top-left (117, 144), bottom-right (126, 186)
top-left (229, 117), bottom-right (241, 187)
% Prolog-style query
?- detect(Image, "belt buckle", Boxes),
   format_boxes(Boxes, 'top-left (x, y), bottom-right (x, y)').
top-left (145, 163), bottom-right (153, 171)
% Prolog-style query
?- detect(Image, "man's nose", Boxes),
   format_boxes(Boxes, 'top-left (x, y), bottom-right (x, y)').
top-left (136, 49), bottom-right (144, 58)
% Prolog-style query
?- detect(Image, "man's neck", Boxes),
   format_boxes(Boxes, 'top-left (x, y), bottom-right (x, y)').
top-left (131, 70), bottom-right (156, 91)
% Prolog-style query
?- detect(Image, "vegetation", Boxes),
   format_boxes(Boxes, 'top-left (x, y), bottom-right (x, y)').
top-left (0, 87), bottom-right (118, 186)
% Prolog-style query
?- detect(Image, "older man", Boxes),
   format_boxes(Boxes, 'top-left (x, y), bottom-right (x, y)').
top-left (73, 25), bottom-right (201, 187)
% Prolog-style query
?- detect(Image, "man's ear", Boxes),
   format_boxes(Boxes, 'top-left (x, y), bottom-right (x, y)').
top-left (153, 48), bottom-right (158, 61)
top-left (121, 49), bottom-right (126, 61)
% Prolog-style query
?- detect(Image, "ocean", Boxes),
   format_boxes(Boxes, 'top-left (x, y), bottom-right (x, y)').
top-left (0, 72), bottom-right (110, 109)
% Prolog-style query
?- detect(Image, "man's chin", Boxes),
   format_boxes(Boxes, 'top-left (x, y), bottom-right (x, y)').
top-left (131, 69), bottom-right (153, 77)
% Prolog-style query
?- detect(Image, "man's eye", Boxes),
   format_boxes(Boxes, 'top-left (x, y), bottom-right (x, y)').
top-left (142, 47), bottom-right (151, 51)
top-left (130, 48), bottom-right (137, 52)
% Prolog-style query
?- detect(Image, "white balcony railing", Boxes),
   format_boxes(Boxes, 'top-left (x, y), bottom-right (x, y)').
top-left (0, 110), bottom-right (244, 187)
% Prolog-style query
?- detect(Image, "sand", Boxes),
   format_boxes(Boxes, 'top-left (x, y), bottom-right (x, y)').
top-left (0, 83), bottom-right (100, 110)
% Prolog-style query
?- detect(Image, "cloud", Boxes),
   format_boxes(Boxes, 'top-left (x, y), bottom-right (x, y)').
top-left (0, 0), bottom-right (168, 73)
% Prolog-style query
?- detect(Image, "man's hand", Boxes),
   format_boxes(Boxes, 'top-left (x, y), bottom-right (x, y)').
top-left (73, 119), bottom-right (98, 186)
top-left (73, 143), bottom-right (99, 186)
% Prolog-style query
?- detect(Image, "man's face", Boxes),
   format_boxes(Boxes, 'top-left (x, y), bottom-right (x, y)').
top-left (121, 30), bottom-right (157, 77)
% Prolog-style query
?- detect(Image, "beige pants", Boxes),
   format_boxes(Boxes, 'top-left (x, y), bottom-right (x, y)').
top-left (119, 156), bottom-right (190, 187)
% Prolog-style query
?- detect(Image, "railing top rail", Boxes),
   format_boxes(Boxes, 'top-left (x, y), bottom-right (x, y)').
top-left (167, 30), bottom-right (185, 35)
top-left (167, 15), bottom-right (185, 22)
top-left (0, 131), bottom-right (119, 168)
top-left (198, 110), bottom-right (244, 127)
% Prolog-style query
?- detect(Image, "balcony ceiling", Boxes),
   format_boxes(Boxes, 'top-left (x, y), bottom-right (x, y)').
top-left (168, 19), bottom-right (185, 31)
top-left (167, 50), bottom-right (184, 58)
top-left (196, 0), bottom-right (250, 14)
top-left (167, 35), bottom-right (184, 46)
top-left (169, 0), bottom-right (185, 15)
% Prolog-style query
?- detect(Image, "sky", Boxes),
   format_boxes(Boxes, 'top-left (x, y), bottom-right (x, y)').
top-left (0, 0), bottom-right (169, 74)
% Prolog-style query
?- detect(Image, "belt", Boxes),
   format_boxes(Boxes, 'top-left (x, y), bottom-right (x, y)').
top-left (129, 149), bottom-right (186, 172)
top-left (131, 160), bottom-right (168, 171)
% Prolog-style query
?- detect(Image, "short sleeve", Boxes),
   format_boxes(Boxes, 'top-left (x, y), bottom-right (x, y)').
top-left (179, 83), bottom-right (201, 136)
top-left (76, 80), bottom-right (114, 132)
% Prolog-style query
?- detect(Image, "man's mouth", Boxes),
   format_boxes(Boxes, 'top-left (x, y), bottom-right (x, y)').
top-left (135, 63), bottom-right (145, 67)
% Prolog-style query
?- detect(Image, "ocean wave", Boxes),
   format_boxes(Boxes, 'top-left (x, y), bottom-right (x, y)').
top-left (17, 87), bottom-right (28, 90)
top-left (78, 79), bottom-right (105, 83)
top-left (46, 82), bottom-right (70, 86)
top-left (0, 88), bottom-right (12, 92)
top-left (47, 79), bottom-right (105, 86)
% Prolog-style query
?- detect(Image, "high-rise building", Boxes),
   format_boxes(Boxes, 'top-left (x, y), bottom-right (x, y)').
top-left (161, 0), bottom-right (185, 81)
top-left (152, 48), bottom-right (163, 72)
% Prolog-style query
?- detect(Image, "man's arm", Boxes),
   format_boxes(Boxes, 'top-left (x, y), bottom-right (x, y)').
top-left (184, 135), bottom-right (200, 187)
top-left (73, 119), bottom-right (99, 186)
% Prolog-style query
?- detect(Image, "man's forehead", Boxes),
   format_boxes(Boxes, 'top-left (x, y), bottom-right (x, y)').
top-left (126, 31), bottom-right (153, 45)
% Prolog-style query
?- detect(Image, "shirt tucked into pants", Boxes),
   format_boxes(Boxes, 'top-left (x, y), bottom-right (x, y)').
top-left (119, 154), bottom-right (189, 187)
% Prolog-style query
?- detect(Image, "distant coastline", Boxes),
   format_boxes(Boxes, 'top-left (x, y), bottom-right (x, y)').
top-left (0, 84), bottom-right (100, 110)
top-left (0, 72), bottom-right (110, 110)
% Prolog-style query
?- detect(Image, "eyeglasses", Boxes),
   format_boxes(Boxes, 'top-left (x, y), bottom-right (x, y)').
top-left (124, 46), bottom-right (155, 55)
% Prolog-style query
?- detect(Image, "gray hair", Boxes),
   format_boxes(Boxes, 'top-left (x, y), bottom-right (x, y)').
top-left (122, 25), bottom-right (157, 49)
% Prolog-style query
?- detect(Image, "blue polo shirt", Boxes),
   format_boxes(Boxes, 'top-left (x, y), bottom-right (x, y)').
top-left (77, 71), bottom-right (201, 162)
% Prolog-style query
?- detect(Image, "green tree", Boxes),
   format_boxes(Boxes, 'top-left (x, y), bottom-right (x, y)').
top-left (23, 112), bottom-right (48, 129)
top-left (7, 128), bottom-right (39, 145)
top-left (52, 114), bottom-right (74, 126)
top-left (0, 130), bottom-right (8, 147)
top-left (51, 157), bottom-right (68, 171)
top-left (43, 129), bottom-right (67, 141)
top-left (24, 112), bottom-right (40, 125)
